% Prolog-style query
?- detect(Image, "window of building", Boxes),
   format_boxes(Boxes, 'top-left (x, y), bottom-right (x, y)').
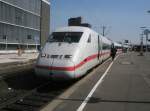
top-left (15, 9), bottom-right (23, 25)
top-left (3, 35), bottom-right (7, 39)
top-left (27, 35), bottom-right (32, 39)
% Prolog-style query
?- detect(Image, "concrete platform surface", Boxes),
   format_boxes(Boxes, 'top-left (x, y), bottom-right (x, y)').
top-left (0, 53), bottom-right (39, 64)
top-left (0, 53), bottom-right (39, 77)
top-left (44, 52), bottom-right (150, 111)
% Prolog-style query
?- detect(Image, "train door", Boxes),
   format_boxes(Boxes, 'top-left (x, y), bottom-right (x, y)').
top-left (98, 35), bottom-right (102, 62)
top-left (49, 57), bottom-right (54, 77)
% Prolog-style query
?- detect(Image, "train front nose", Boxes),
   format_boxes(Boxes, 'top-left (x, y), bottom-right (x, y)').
top-left (51, 59), bottom-right (75, 80)
top-left (35, 53), bottom-right (53, 78)
top-left (35, 54), bottom-right (75, 79)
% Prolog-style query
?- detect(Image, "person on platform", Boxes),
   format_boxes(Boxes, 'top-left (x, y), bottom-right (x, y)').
top-left (110, 44), bottom-right (117, 60)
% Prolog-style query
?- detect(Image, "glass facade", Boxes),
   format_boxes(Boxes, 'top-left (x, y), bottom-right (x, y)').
top-left (1, 0), bottom-right (41, 14)
top-left (0, 0), bottom-right (50, 50)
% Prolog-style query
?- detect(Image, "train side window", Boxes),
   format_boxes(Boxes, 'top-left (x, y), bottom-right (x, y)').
top-left (87, 34), bottom-right (91, 43)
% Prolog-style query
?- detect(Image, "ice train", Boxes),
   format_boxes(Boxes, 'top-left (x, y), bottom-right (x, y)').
top-left (35, 26), bottom-right (121, 80)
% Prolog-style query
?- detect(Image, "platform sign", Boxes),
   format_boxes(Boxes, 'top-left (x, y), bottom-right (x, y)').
top-left (124, 40), bottom-right (129, 43)
top-left (144, 29), bottom-right (150, 35)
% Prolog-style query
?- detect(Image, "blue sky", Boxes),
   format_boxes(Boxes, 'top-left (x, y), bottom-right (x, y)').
top-left (50, 0), bottom-right (150, 44)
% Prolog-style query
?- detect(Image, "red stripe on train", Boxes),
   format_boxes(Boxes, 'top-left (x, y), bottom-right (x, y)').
top-left (36, 52), bottom-right (110, 71)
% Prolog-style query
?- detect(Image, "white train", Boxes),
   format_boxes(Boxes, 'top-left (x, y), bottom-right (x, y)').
top-left (113, 42), bottom-right (123, 54)
top-left (35, 26), bottom-right (113, 80)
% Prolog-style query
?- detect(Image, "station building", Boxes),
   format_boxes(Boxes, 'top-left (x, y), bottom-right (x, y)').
top-left (0, 0), bottom-right (50, 52)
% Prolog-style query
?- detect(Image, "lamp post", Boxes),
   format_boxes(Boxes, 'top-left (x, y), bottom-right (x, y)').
top-left (144, 29), bottom-right (149, 52)
top-left (102, 26), bottom-right (106, 36)
top-left (147, 10), bottom-right (150, 51)
top-left (139, 27), bottom-right (146, 56)
top-left (140, 34), bottom-right (144, 56)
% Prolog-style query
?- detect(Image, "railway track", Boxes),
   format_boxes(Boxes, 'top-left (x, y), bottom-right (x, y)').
top-left (0, 82), bottom-right (50, 111)
top-left (0, 82), bottom-right (74, 111)
top-left (0, 70), bottom-right (75, 111)
top-left (0, 59), bottom-right (36, 78)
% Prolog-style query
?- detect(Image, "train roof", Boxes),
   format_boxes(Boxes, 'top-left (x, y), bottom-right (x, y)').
top-left (123, 44), bottom-right (130, 48)
top-left (54, 26), bottom-right (111, 44)
top-left (114, 42), bottom-right (122, 47)
top-left (54, 26), bottom-right (96, 33)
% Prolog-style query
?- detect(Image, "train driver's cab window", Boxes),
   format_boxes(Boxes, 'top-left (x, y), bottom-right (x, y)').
top-left (87, 34), bottom-right (91, 43)
top-left (47, 32), bottom-right (83, 43)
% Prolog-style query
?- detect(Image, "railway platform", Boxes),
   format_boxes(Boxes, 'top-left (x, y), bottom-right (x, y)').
top-left (41, 52), bottom-right (150, 111)
top-left (0, 52), bottom-right (38, 64)
top-left (0, 52), bottom-right (39, 77)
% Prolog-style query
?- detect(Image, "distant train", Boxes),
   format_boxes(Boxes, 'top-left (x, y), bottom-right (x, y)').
top-left (114, 42), bottom-right (123, 54)
top-left (35, 26), bottom-right (122, 80)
